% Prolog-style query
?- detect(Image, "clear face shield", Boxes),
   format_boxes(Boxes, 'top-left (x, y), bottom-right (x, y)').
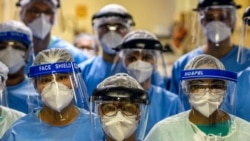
top-left (180, 69), bottom-right (237, 139)
top-left (196, 6), bottom-right (236, 46)
top-left (118, 39), bottom-right (168, 85)
top-left (93, 16), bottom-right (132, 54)
top-left (0, 76), bottom-right (8, 106)
top-left (28, 62), bottom-right (89, 120)
top-left (237, 6), bottom-right (250, 64)
top-left (90, 87), bottom-right (149, 141)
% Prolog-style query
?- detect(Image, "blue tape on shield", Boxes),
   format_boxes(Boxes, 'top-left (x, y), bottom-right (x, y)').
top-left (181, 69), bottom-right (237, 82)
top-left (0, 31), bottom-right (31, 47)
top-left (29, 62), bottom-right (79, 77)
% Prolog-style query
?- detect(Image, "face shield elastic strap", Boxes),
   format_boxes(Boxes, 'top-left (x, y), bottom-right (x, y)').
top-left (91, 86), bottom-right (149, 105)
top-left (16, 0), bottom-right (60, 8)
top-left (0, 31), bottom-right (31, 48)
top-left (180, 69), bottom-right (237, 82)
top-left (115, 39), bottom-right (163, 52)
top-left (28, 62), bottom-right (79, 78)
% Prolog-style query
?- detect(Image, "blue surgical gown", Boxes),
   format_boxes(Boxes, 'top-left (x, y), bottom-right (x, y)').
top-left (235, 67), bottom-right (250, 122)
top-left (1, 108), bottom-right (104, 141)
top-left (169, 45), bottom-right (250, 110)
top-left (6, 77), bottom-right (41, 114)
top-left (79, 56), bottom-right (167, 96)
top-left (145, 85), bottom-right (184, 135)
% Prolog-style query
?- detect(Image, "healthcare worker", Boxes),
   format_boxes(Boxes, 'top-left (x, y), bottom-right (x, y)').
top-left (235, 6), bottom-right (250, 121)
top-left (169, 0), bottom-right (250, 110)
top-left (1, 48), bottom-right (103, 141)
top-left (145, 54), bottom-right (250, 141)
top-left (74, 33), bottom-right (99, 59)
top-left (0, 20), bottom-right (40, 113)
top-left (117, 29), bottom-right (184, 135)
top-left (90, 73), bottom-right (149, 141)
top-left (0, 61), bottom-right (25, 138)
top-left (15, 0), bottom-right (87, 73)
top-left (79, 3), bottom-right (134, 96)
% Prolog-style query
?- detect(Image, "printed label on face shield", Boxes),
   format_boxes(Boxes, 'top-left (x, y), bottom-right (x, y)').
top-left (29, 62), bottom-right (79, 77)
top-left (184, 71), bottom-right (204, 76)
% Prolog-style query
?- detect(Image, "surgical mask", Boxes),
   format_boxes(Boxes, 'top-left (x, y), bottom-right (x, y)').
top-left (127, 60), bottom-right (153, 83)
top-left (0, 47), bottom-right (25, 74)
top-left (100, 31), bottom-right (123, 55)
top-left (189, 92), bottom-right (224, 117)
top-left (101, 111), bottom-right (138, 141)
top-left (41, 82), bottom-right (73, 112)
top-left (28, 14), bottom-right (52, 40)
top-left (81, 49), bottom-right (96, 59)
top-left (203, 21), bottom-right (231, 44)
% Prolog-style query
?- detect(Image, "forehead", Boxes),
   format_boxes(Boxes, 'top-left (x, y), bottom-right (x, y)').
top-left (189, 79), bottom-right (225, 84)
top-left (203, 8), bottom-right (231, 16)
top-left (125, 50), bottom-right (153, 56)
top-left (27, 1), bottom-right (54, 10)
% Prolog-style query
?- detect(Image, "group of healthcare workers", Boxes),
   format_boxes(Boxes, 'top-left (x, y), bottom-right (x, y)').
top-left (0, 0), bottom-right (250, 141)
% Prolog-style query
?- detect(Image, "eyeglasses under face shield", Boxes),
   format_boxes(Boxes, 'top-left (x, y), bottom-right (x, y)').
top-left (187, 79), bottom-right (227, 95)
top-left (99, 101), bottom-right (140, 117)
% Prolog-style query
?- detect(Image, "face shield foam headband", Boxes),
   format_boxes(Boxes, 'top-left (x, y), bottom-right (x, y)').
top-left (93, 16), bottom-right (132, 31)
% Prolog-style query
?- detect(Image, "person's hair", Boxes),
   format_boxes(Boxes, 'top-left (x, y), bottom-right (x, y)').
top-left (184, 54), bottom-right (225, 70)
top-left (33, 48), bottom-right (73, 65)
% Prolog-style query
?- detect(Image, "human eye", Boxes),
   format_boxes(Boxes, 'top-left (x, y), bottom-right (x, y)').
top-left (126, 56), bottom-right (137, 63)
top-left (142, 54), bottom-right (153, 61)
top-left (39, 77), bottom-right (52, 84)
top-left (101, 104), bottom-right (117, 116)
top-left (122, 103), bottom-right (139, 116)
top-left (56, 74), bottom-right (69, 81)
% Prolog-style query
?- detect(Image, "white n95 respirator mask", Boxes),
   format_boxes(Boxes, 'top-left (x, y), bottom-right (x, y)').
top-left (28, 14), bottom-right (52, 40)
top-left (127, 60), bottom-right (153, 83)
top-left (41, 82), bottom-right (73, 112)
top-left (101, 111), bottom-right (138, 141)
top-left (203, 21), bottom-right (231, 44)
top-left (189, 92), bottom-right (224, 117)
top-left (0, 47), bottom-right (25, 74)
top-left (100, 31), bottom-right (123, 55)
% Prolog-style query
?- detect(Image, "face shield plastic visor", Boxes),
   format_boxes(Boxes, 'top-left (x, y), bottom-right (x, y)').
top-left (0, 76), bottom-right (8, 106)
top-left (238, 6), bottom-right (250, 64)
top-left (92, 14), bottom-right (134, 56)
top-left (118, 39), bottom-right (168, 83)
top-left (197, 6), bottom-right (237, 45)
top-left (180, 69), bottom-right (237, 115)
top-left (90, 86), bottom-right (149, 141)
top-left (28, 62), bottom-right (89, 112)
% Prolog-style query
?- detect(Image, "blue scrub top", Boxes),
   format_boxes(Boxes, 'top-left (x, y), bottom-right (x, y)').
top-left (169, 45), bottom-right (250, 110)
top-left (79, 56), bottom-right (167, 96)
top-left (6, 77), bottom-right (41, 114)
top-left (235, 67), bottom-right (250, 122)
top-left (1, 108), bottom-right (104, 141)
